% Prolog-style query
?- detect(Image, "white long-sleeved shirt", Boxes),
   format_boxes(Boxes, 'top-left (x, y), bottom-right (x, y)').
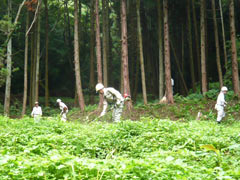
top-left (216, 92), bottom-right (226, 106)
top-left (100, 87), bottom-right (124, 116)
top-left (59, 102), bottom-right (68, 112)
top-left (31, 106), bottom-right (42, 116)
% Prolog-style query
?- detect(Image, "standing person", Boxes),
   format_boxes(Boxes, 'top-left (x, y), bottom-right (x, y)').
top-left (215, 86), bottom-right (228, 123)
top-left (96, 83), bottom-right (124, 122)
top-left (31, 102), bottom-right (42, 123)
top-left (56, 99), bottom-right (68, 122)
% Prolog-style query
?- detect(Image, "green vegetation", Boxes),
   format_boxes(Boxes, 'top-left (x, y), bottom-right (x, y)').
top-left (1, 105), bottom-right (240, 179)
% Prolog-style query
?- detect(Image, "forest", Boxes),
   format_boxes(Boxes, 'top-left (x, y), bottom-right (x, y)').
top-left (1, 0), bottom-right (240, 179)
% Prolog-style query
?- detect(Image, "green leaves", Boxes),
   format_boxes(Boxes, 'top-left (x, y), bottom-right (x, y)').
top-left (201, 144), bottom-right (220, 155)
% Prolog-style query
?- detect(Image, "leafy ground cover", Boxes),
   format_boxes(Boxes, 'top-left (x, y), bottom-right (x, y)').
top-left (1, 114), bottom-right (240, 179)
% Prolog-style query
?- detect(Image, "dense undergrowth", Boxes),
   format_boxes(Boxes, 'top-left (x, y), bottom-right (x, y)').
top-left (1, 90), bottom-right (240, 179)
top-left (0, 115), bottom-right (240, 179)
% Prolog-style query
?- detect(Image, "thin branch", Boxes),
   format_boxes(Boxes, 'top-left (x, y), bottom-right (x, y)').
top-left (25, 0), bottom-right (42, 37)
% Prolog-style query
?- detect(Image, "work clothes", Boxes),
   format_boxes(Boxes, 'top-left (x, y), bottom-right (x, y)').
top-left (31, 106), bottom-right (42, 123)
top-left (59, 102), bottom-right (68, 122)
top-left (215, 92), bottom-right (227, 122)
top-left (100, 87), bottom-right (124, 122)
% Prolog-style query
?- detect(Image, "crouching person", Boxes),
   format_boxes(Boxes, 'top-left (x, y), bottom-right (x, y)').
top-left (57, 99), bottom-right (68, 122)
top-left (31, 102), bottom-right (42, 123)
top-left (96, 83), bottom-right (124, 122)
top-left (215, 86), bottom-right (228, 123)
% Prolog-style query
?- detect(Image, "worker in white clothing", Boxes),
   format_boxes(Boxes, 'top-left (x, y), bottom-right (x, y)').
top-left (96, 83), bottom-right (124, 122)
top-left (56, 99), bottom-right (68, 122)
top-left (215, 86), bottom-right (228, 123)
top-left (31, 102), bottom-right (42, 123)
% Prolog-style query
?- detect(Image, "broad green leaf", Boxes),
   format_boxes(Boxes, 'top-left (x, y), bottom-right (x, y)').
top-left (200, 144), bottom-right (220, 155)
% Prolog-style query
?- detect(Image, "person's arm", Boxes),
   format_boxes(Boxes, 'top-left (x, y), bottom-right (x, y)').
top-left (100, 99), bottom-right (108, 117)
top-left (31, 108), bottom-right (34, 117)
top-left (39, 107), bottom-right (42, 116)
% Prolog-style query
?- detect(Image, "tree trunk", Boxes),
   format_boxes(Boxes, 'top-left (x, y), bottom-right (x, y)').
top-left (211, 0), bottom-right (223, 88)
top-left (192, 0), bottom-right (201, 81)
top-left (157, 0), bottom-right (164, 101)
top-left (121, 0), bottom-right (132, 110)
top-left (35, 0), bottom-right (41, 102)
top-left (74, 0), bottom-right (85, 110)
top-left (102, 0), bottom-right (109, 87)
top-left (4, 0), bottom-right (12, 116)
top-left (200, 0), bottom-right (207, 93)
top-left (136, 0), bottom-right (147, 105)
top-left (95, 0), bottom-right (104, 106)
top-left (187, 0), bottom-right (196, 92)
top-left (44, 0), bottom-right (49, 107)
top-left (163, 0), bottom-right (173, 103)
top-left (229, 0), bottom-right (240, 96)
top-left (219, 0), bottom-right (227, 68)
top-left (22, 10), bottom-right (29, 117)
top-left (89, 0), bottom-right (95, 104)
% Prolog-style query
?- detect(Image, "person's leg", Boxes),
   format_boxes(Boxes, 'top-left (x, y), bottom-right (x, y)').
top-left (61, 112), bottom-right (67, 122)
top-left (217, 107), bottom-right (224, 123)
top-left (113, 102), bottom-right (124, 122)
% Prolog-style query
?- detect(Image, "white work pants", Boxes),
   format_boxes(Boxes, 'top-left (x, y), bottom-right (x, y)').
top-left (61, 110), bottom-right (68, 122)
top-left (33, 115), bottom-right (41, 123)
top-left (215, 105), bottom-right (225, 122)
top-left (112, 101), bottom-right (124, 122)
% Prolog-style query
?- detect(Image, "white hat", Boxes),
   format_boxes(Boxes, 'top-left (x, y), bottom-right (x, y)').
top-left (35, 101), bottom-right (39, 104)
top-left (221, 86), bottom-right (228, 92)
top-left (96, 83), bottom-right (104, 92)
top-left (56, 99), bottom-right (61, 103)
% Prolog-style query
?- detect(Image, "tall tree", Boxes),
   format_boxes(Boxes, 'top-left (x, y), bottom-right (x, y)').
top-left (187, 0), bottom-right (196, 92)
top-left (229, 0), bottom-right (239, 96)
top-left (157, 0), bottom-right (164, 101)
top-left (44, 0), bottom-right (49, 106)
top-left (163, 0), bottom-right (173, 103)
top-left (4, 0), bottom-right (12, 116)
top-left (102, 0), bottom-right (109, 87)
top-left (89, 0), bottom-right (95, 104)
top-left (211, 0), bottom-right (223, 87)
top-left (136, 0), bottom-right (147, 105)
top-left (219, 0), bottom-right (227, 67)
top-left (74, 0), bottom-right (85, 110)
top-left (95, 0), bottom-right (103, 106)
top-left (200, 0), bottom-right (207, 93)
top-left (22, 10), bottom-right (30, 117)
top-left (121, 0), bottom-right (132, 110)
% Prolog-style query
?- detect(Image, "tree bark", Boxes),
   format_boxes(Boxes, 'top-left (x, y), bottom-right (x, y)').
top-left (44, 0), bottom-right (49, 106)
top-left (89, 0), bottom-right (95, 104)
top-left (163, 0), bottom-right (173, 103)
top-left (211, 0), bottom-right (223, 88)
top-left (157, 0), bottom-right (164, 101)
top-left (95, 0), bottom-right (104, 106)
top-left (136, 0), bottom-right (147, 105)
top-left (219, 0), bottom-right (227, 67)
top-left (102, 0), bottom-right (109, 87)
top-left (229, 0), bottom-right (240, 96)
top-left (22, 10), bottom-right (29, 117)
top-left (187, 0), bottom-right (196, 92)
top-left (74, 0), bottom-right (85, 110)
top-left (200, 0), bottom-right (207, 93)
top-left (121, 0), bottom-right (133, 110)
top-left (4, 0), bottom-right (12, 116)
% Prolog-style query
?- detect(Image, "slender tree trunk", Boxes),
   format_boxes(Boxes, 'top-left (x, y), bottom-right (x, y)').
top-left (89, 0), bottom-right (95, 104)
top-left (181, 23), bottom-right (185, 95)
top-left (22, 11), bottom-right (29, 117)
top-left (157, 0), bottom-right (164, 101)
top-left (95, 0), bottom-right (104, 106)
top-left (29, 22), bottom-right (34, 109)
top-left (163, 0), bottom-right (173, 103)
top-left (211, 0), bottom-right (223, 88)
top-left (44, 0), bottom-right (49, 106)
top-left (4, 0), bottom-right (12, 116)
top-left (35, 0), bottom-right (42, 102)
top-left (136, 0), bottom-right (147, 105)
top-left (74, 0), bottom-right (85, 110)
top-left (200, 0), bottom-right (207, 93)
top-left (121, 0), bottom-right (132, 110)
top-left (102, 0), bottom-right (109, 87)
top-left (229, 0), bottom-right (239, 96)
top-left (219, 0), bottom-right (227, 68)
top-left (187, 0), bottom-right (196, 92)
top-left (192, 0), bottom-right (201, 81)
